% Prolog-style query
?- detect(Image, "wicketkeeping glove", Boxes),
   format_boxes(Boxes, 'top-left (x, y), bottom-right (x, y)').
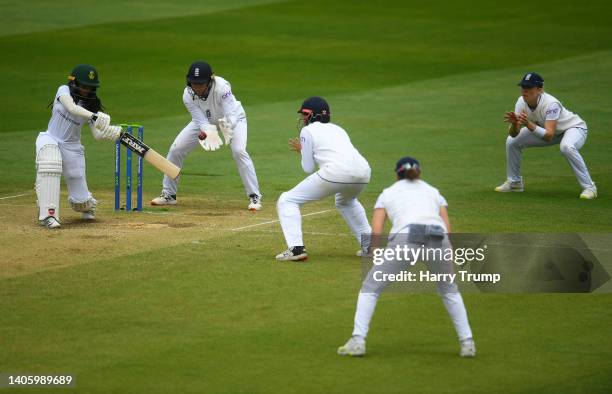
top-left (218, 118), bottom-right (234, 145)
top-left (199, 125), bottom-right (223, 151)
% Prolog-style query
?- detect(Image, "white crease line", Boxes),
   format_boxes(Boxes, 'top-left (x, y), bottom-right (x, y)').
top-left (231, 209), bottom-right (335, 231)
top-left (239, 228), bottom-right (351, 237)
top-left (0, 193), bottom-right (31, 200)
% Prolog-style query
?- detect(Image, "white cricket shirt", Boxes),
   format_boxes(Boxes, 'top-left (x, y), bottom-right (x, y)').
top-left (183, 76), bottom-right (246, 130)
top-left (299, 121), bottom-right (370, 183)
top-left (47, 85), bottom-right (88, 143)
top-left (515, 92), bottom-right (587, 135)
top-left (374, 179), bottom-right (448, 233)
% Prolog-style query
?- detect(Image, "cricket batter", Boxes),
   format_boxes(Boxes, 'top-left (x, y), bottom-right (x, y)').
top-left (338, 157), bottom-right (475, 357)
top-left (275, 97), bottom-right (371, 261)
top-left (495, 72), bottom-right (597, 199)
top-left (35, 64), bottom-right (122, 228)
top-left (150, 61), bottom-right (262, 210)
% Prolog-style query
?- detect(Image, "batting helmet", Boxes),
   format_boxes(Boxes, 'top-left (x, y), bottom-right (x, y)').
top-left (186, 61), bottom-right (214, 99)
top-left (67, 64), bottom-right (102, 112)
top-left (298, 96), bottom-right (331, 124)
top-left (187, 61), bottom-right (213, 85)
top-left (69, 64), bottom-right (100, 87)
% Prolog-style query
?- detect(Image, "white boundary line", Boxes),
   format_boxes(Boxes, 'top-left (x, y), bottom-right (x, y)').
top-left (0, 192), bottom-right (31, 200)
top-left (230, 209), bottom-right (334, 231)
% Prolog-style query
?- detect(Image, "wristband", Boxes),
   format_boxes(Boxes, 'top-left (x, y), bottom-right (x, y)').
top-left (533, 126), bottom-right (546, 138)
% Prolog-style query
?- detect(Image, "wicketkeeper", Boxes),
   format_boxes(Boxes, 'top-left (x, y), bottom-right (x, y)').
top-left (150, 61), bottom-right (262, 210)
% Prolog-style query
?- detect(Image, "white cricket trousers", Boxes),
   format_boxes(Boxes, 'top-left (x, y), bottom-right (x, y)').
top-left (161, 119), bottom-right (260, 197)
top-left (35, 132), bottom-right (93, 205)
top-left (352, 236), bottom-right (473, 342)
top-left (277, 172), bottom-right (371, 248)
top-left (505, 127), bottom-right (595, 189)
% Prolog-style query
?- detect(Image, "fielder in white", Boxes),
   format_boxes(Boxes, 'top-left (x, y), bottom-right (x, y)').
top-left (275, 97), bottom-right (371, 261)
top-left (150, 61), bottom-right (262, 210)
top-left (35, 64), bottom-right (122, 229)
top-left (496, 72), bottom-right (597, 199)
top-left (338, 157), bottom-right (475, 358)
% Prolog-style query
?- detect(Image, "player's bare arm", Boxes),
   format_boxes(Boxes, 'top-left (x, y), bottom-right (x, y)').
top-left (370, 208), bottom-right (387, 249)
top-left (439, 206), bottom-right (451, 233)
top-left (504, 111), bottom-right (521, 137)
top-left (542, 120), bottom-right (557, 141)
top-left (288, 137), bottom-right (301, 153)
top-left (518, 112), bottom-right (556, 142)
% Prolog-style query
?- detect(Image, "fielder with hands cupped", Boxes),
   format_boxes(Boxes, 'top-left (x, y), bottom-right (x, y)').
top-left (496, 72), bottom-right (597, 199)
top-left (275, 97), bottom-right (372, 261)
top-left (150, 61), bottom-right (262, 210)
top-left (35, 64), bottom-right (122, 228)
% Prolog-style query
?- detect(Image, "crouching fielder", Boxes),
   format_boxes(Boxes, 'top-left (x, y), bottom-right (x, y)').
top-left (35, 64), bottom-right (121, 228)
top-left (338, 157), bottom-right (475, 357)
top-left (276, 97), bottom-right (371, 261)
top-left (495, 72), bottom-right (597, 199)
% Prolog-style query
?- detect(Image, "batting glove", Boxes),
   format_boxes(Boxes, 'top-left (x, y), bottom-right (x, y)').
top-left (94, 111), bottom-right (111, 130)
top-left (103, 125), bottom-right (122, 140)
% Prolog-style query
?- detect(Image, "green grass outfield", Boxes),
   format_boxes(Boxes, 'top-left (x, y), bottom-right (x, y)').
top-left (1, 1), bottom-right (611, 393)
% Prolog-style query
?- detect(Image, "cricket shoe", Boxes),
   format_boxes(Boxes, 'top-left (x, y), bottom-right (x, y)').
top-left (580, 186), bottom-right (597, 200)
top-left (494, 180), bottom-right (524, 192)
top-left (40, 216), bottom-right (61, 229)
top-left (459, 338), bottom-right (476, 358)
top-left (356, 246), bottom-right (373, 257)
top-left (248, 193), bottom-right (262, 211)
top-left (82, 209), bottom-right (96, 220)
top-left (150, 193), bottom-right (177, 206)
top-left (337, 336), bottom-right (366, 357)
top-left (275, 246), bottom-right (308, 261)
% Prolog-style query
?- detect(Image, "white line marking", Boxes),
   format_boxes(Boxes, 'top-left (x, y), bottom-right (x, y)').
top-left (231, 209), bottom-right (334, 231)
top-left (0, 193), bottom-right (31, 200)
top-left (237, 228), bottom-right (351, 237)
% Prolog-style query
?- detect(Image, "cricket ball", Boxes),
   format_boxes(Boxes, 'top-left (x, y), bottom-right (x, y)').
top-left (198, 131), bottom-right (207, 140)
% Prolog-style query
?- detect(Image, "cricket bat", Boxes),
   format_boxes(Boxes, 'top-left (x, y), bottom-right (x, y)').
top-left (119, 132), bottom-right (181, 180)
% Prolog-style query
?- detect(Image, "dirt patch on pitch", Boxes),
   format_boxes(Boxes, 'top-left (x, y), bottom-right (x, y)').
top-left (0, 192), bottom-right (271, 280)
top-left (112, 222), bottom-right (170, 229)
top-left (168, 222), bottom-right (197, 228)
top-left (190, 212), bottom-right (230, 217)
top-left (109, 222), bottom-right (197, 229)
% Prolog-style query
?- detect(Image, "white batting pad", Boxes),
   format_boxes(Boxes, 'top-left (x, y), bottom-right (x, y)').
top-left (36, 144), bottom-right (62, 221)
